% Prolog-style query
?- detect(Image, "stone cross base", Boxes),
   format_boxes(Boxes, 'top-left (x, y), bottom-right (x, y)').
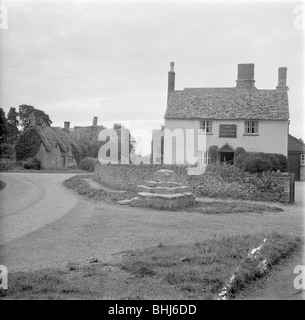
top-left (130, 169), bottom-right (196, 210)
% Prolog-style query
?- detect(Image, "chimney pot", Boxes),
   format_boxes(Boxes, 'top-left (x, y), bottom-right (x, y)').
top-left (93, 116), bottom-right (98, 127)
top-left (236, 63), bottom-right (255, 89)
top-left (64, 121), bottom-right (70, 132)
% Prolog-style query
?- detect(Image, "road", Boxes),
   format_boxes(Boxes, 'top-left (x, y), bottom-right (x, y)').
top-left (0, 172), bottom-right (79, 245)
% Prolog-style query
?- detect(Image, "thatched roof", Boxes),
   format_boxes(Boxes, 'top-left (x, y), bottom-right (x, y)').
top-left (165, 88), bottom-right (289, 120)
top-left (34, 126), bottom-right (81, 154)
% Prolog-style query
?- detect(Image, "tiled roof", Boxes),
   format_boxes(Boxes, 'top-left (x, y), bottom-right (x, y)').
top-left (165, 87), bottom-right (289, 120)
top-left (288, 134), bottom-right (305, 153)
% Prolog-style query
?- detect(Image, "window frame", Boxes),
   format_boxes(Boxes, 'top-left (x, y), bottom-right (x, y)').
top-left (244, 120), bottom-right (259, 135)
top-left (199, 151), bottom-right (210, 165)
top-left (199, 120), bottom-right (213, 134)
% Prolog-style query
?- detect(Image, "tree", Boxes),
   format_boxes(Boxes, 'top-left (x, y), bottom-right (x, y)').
top-left (0, 108), bottom-right (8, 143)
top-left (70, 126), bottom-right (106, 159)
top-left (6, 107), bottom-right (20, 143)
top-left (19, 104), bottom-right (52, 129)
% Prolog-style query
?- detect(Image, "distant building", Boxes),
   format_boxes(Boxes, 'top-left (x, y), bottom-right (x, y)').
top-left (73, 116), bottom-right (99, 130)
top-left (288, 134), bottom-right (305, 181)
top-left (15, 118), bottom-right (81, 168)
top-left (164, 62), bottom-right (289, 165)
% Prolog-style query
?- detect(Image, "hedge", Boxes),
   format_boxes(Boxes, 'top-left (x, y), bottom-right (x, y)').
top-left (234, 152), bottom-right (288, 173)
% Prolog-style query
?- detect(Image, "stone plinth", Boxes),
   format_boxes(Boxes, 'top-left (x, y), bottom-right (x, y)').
top-left (129, 169), bottom-right (196, 210)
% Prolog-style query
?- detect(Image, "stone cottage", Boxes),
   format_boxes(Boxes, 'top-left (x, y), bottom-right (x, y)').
top-left (163, 62), bottom-right (289, 165)
top-left (15, 118), bottom-right (81, 168)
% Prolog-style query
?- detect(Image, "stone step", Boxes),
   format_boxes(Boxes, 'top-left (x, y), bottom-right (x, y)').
top-left (138, 192), bottom-right (187, 200)
top-left (144, 181), bottom-right (183, 188)
top-left (137, 185), bottom-right (153, 193)
top-left (117, 199), bottom-right (131, 205)
top-left (145, 181), bottom-right (158, 187)
top-left (151, 186), bottom-right (192, 194)
top-left (154, 169), bottom-right (177, 182)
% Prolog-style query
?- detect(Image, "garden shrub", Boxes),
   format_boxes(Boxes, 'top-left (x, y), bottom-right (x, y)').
top-left (276, 154), bottom-right (288, 172)
top-left (234, 152), bottom-right (288, 173)
top-left (71, 144), bottom-right (82, 166)
top-left (244, 156), bottom-right (272, 173)
top-left (79, 157), bottom-right (99, 172)
top-left (23, 157), bottom-right (42, 170)
top-left (0, 162), bottom-right (14, 171)
top-left (235, 147), bottom-right (246, 158)
top-left (0, 143), bottom-right (15, 159)
top-left (208, 145), bottom-right (218, 164)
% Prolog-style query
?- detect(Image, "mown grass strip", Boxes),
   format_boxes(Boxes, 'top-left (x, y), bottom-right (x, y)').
top-left (119, 232), bottom-right (302, 299)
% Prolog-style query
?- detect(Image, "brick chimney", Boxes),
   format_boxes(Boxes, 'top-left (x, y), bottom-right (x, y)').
top-left (276, 67), bottom-right (288, 93)
top-left (93, 116), bottom-right (98, 127)
top-left (64, 121), bottom-right (70, 132)
top-left (167, 61), bottom-right (175, 103)
top-left (30, 113), bottom-right (36, 127)
top-left (236, 63), bottom-right (255, 89)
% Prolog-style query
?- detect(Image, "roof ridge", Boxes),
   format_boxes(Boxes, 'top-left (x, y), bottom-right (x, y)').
top-left (289, 134), bottom-right (305, 146)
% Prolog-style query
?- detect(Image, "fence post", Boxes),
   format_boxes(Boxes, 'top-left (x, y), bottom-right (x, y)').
top-left (289, 173), bottom-right (295, 204)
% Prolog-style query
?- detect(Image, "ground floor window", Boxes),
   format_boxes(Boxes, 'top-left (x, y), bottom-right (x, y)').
top-left (301, 154), bottom-right (305, 166)
top-left (68, 156), bottom-right (74, 163)
top-left (199, 151), bottom-right (210, 164)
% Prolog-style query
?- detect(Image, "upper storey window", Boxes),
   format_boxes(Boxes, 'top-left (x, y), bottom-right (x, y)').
top-left (200, 120), bottom-right (213, 133)
top-left (245, 121), bottom-right (258, 134)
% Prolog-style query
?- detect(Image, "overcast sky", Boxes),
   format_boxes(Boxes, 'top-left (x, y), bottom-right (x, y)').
top-left (0, 0), bottom-right (304, 154)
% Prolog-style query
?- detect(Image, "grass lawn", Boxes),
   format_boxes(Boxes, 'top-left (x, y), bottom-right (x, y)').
top-left (192, 201), bottom-right (283, 214)
top-left (64, 175), bottom-right (283, 216)
top-left (63, 175), bottom-right (138, 203)
top-left (0, 232), bottom-right (302, 300)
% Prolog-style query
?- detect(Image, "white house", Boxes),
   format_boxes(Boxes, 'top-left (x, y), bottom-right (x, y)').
top-left (163, 62), bottom-right (289, 165)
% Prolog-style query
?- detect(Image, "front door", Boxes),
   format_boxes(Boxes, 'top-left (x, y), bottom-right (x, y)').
top-left (219, 152), bottom-right (234, 164)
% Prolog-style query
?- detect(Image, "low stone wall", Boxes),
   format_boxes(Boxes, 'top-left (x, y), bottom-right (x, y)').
top-left (95, 163), bottom-right (187, 191)
top-left (95, 163), bottom-right (292, 203)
